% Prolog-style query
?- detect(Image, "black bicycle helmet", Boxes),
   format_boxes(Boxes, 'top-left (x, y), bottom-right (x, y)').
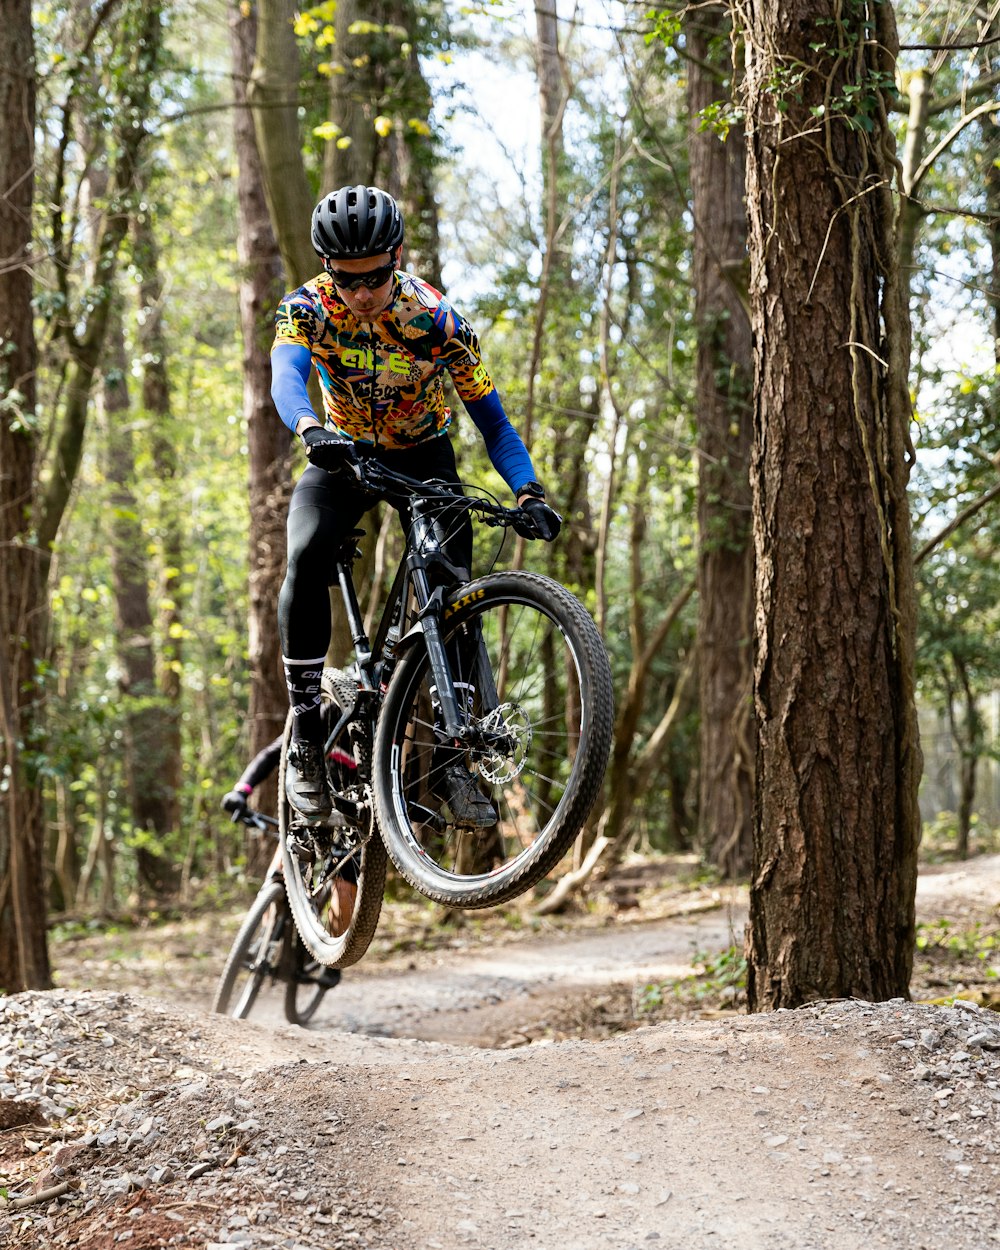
top-left (311, 184), bottom-right (404, 259)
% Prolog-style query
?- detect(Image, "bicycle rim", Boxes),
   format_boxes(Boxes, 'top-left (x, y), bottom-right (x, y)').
top-left (373, 572), bottom-right (614, 908)
top-left (284, 944), bottom-right (332, 1026)
top-left (212, 880), bottom-right (288, 1019)
top-left (280, 669), bottom-right (387, 967)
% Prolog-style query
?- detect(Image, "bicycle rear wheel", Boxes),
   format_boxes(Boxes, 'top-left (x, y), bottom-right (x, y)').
top-left (373, 571), bottom-right (613, 908)
top-left (213, 880), bottom-right (289, 1018)
top-left (284, 942), bottom-right (338, 1026)
top-left (280, 669), bottom-right (387, 967)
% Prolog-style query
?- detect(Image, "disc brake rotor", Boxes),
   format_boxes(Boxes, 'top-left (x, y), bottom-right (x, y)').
top-left (477, 702), bottom-right (532, 785)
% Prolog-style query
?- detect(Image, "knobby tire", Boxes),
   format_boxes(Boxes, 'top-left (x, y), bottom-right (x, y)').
top-left (280, 669), bottom-right (387, 967)
top-left (373, 571), bottom-right (613, 908)
top-left (212, 879), bottom-right (289, 1019)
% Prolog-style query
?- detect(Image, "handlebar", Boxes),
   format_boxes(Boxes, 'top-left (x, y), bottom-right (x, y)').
top-left (232, 807), bottom-right (278, 834)
top-left (351, 457), bottom-right (528, 531)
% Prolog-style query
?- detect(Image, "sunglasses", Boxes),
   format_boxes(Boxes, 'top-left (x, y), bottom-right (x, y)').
top-left (326, 260), bottom-right (395, 291)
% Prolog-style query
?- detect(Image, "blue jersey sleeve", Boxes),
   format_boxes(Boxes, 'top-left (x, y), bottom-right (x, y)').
top-left (463, 390), bottom-right (537, 495)
top-left (271, 342), bottom-right (317, 433)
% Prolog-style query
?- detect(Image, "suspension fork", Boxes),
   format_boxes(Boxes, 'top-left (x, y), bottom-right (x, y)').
top-left (406, 508), bottom-right (471, 744)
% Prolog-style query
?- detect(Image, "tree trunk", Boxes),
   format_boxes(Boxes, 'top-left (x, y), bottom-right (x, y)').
top-left (323, 0), bottom-right (379, 189)
top-left (134, 212), bottom-right (184, 838)
top-left (249, 0), bottom-right (319, 288)
top-left (983, 109), bottom-right (1000, 361)
top-left (949, 659), bottom-right (983, 862)
top-left (687, 3), bottom-right (755, 878)
top-left (742, 0), bottom-right (921, 1009)
top-left (322, 1), bottom-right (443, 288)
top-left (0, 0), bottom-right (51, 992)
top-left (103, 311), bottom-right (180, 897)
top-left (37, 3), bottom-right (164, 566)
top-left (898, 68), bottom-right (933, 296)
top-left (230, 0), bottom-right (294, 848)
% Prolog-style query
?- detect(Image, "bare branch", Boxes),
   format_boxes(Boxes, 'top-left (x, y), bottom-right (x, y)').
top-left (911, 100), bottom-right (1000, 196)
top-left (915, 481), bottom-right (1000, 566)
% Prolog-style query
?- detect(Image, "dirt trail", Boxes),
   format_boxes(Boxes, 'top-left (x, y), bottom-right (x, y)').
top-left (256, 898), bottom-right (742, 1045)
top-left (3, 857), bottom-right (1000, 1249)
top-left (230, 854), bottom-right (997, 1046)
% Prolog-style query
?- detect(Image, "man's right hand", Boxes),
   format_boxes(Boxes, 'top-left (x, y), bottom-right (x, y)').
top-left (301, 426), bottom-right (359, 475)
top-left (222, 790), bottom-right (249, 820)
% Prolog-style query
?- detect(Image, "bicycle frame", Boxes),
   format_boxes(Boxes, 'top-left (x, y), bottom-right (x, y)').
top-left (328, 495), bottom-right (475, 749)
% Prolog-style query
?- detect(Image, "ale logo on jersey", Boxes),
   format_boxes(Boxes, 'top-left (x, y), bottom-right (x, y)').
top-left (342, 346), bottom-right (412, 375)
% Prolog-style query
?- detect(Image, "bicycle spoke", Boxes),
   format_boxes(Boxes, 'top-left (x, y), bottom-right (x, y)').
top-left (374, 572), bottom-right (613, 907)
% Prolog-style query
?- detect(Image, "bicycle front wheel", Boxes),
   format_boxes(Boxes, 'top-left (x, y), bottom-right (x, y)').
top-left (213, 880), bottom-right (289, 1019)
top-left (373, 571), bottom-right (614, 908)
top-left (280, 669), bottom-right (387, 967)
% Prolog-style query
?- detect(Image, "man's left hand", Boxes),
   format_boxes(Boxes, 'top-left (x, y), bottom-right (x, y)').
top-left (514, 497), bottom-right (562, 542)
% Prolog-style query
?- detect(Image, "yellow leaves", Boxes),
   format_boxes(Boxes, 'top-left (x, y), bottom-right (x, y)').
top-left (312, 121), bottom-right (343, 142)
top-left (293, 12), bottom-right (319, 37)
top-left (336, 137), bottom-right (353, 150)
top-left (348, 20), bottom-right (382, 36)
top-left (239, 1), bottom-right (251, 16)
top-left (408, 118), bottom-right (432, 137)
top-left (373, 115), bottom-right (393, 137)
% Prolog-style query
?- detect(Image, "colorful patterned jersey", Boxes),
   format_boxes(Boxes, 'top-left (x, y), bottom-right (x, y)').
top-left (272, 270), bottom-right (496, 450)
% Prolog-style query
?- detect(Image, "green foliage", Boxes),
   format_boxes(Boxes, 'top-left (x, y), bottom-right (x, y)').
top-left (638, 944), bottom-right (747, 1012)
top-left (645, 9), bottom-right (682, 50)
top-left (20, 0), bottom-right (1000, 924)
top-left (915, 918), bottom-right (1000, 973)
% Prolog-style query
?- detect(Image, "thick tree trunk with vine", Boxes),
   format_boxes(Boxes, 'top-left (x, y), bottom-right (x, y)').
top-left (741, 0), bottom-right (921, 1009)
top-left (687, 3), bottom-right (755, 878)
top-left (0, 0), bottom-right (51, 992)
top-left (230, 0), bottom-right (293, 853)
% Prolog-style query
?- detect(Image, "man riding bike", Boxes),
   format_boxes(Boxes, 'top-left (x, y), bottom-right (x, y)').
top-left (270, 183), bottom-right (561, 827)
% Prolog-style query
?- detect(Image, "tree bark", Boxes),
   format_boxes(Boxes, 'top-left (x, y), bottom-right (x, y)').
top-left (742, 0), bottom-right (921, 1009)
top-left (37, 3), bottom-right (164, 566)
top-left (323, 0), bottom-right (379, 189)
top-left (687, 3), bottom-right (755, 878)
top-left (0, 0), bottom-right (51, 992)
top-left (230, 0), bottom-right (294, 845)
top-left (134, 211), bottom-right (184, 839)
top-left (103, 310), bottom-right (180, 897)
top-left (249, 0), bottom-right (319, 288)
top-left (322, 1), bottom-right (443, 288)
top-left (983, 103), bottom-right (1000, 361)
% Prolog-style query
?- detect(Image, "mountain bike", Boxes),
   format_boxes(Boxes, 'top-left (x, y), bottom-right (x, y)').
top-left (279, 457), bottom-right (614, 970)
top-left (212, 807), bottom-right (343, 1027)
